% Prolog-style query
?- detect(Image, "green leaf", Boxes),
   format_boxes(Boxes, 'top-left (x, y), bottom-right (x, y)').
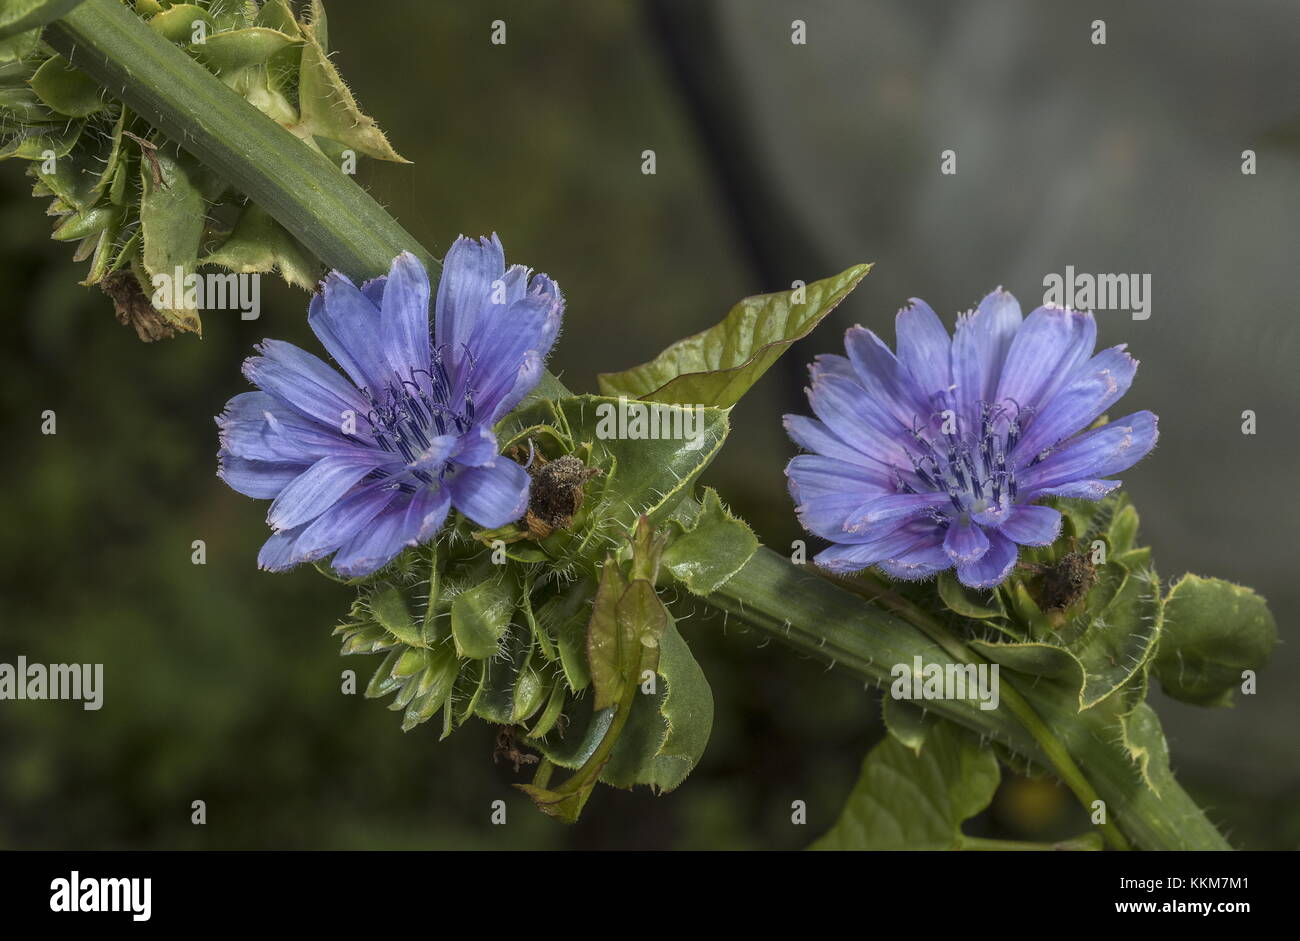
top-left (253, 0), bottom-right (300, 38)
top-left (29, 53), bottom-right (103, 117)
top-left (138, 145), bottom-right (221, 334)
top-left (968, 637), bottom-right (1082, 680)
top-left (0, 119), bottom-right (81, 159)
top-left (534, 575), bottom-right (597, 692)
top-left (147, 4), bottom-right (214, 44)
top-left (812, 719), bottom-right (1000, 850)
top-left (201, 201), bottom-right (317, 289)
top-left (188, 26), bottom-right (299, 74)
top-left (0, 85), bottom-right (54, 122)
top-left (661, 487), bottom-right (758, 595)
top-left (597, 263), bottom-right (871, 407)
top-left (0, 26), bottom-right (37, 63)
top-left (0, 0), bottom-right (85, 40)
top-left (367, 582), bottom-right (422, 648)
top-left (880, 696), bottom-right (932, 756)
top-left (1154, 574), bottom-right (1277, 707)
top-left (450, 576), bottom-right (517, 659)
top-left (294, 17), bottom-right (406, 162)
top-left (586, 558), bottom-right (630, 711)
top-left (601, 620), bottom-right (714, 793)
top-left (467, 622), bottom-right (530, 722)
top-left (1117, 701), bottom-right (1171, 796)
top-left (1071, 562), bottom-right (1162, 710)
top-left (34, 139), bottom-right (99, 209)
top-left (937, 569), bottom-right (1005, 620)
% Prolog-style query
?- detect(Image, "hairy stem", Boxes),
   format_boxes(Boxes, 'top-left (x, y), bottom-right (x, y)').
top-left (707, 548), bottom-right (1230, 850)
top-left (46, 0), bottom-right (434, 282)
top-left (833, 571), bottom-right (1129, 850)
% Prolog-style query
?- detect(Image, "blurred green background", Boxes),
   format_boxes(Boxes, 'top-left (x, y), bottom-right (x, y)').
top-left (1, 0), bottom-right (1296, 849)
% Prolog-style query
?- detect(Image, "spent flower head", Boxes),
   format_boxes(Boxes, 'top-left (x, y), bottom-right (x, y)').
top-left (216, 235), bottom-right (563, 576)
top-left (784, 290), bottom-right (1157, 587)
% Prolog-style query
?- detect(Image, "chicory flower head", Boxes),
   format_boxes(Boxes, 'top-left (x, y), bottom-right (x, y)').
top-left (784, 290), bottom-right (1157, 588)
top-left (217, 235), bottom-right (563, 576)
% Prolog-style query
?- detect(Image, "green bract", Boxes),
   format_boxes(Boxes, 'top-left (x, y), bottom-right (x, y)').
top-left (0, 0), bottom-right (404, 339)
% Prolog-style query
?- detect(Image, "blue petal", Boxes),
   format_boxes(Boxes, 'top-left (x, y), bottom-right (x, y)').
top-left (435, 234), bottom-right (506, 372)
top-left (806, 370), bottom-right (914, 469)
top-left (787, 455), bottom-right (893, 541)
top-left (1018, 411), bottom-right (1158, 491)
top-left (446, 457), bottom-right (530, 528)
top-left (257, 524), bottom-right (309, 572)
top-left (955, 530), bottom-right (1019, 588)
top-left (786, 453), bottom-right (896, 497)
top-left (361, 274), bottom-right (387, 307)
top-left (330, 503), bottom-right (422, 577)
top-left (379, 251), bottom-right (432, 378)
top-left (878, 533), bottom-right (951, 580)
top-left (812, 521), bottom-right (934, 573)
top-left (1026, 479), bottom-right (1122, 501)
top-left (998, 504), bottom-right (1062, 546)
top-left (845, 491), bottom-right (951, 533)
top-left (308, 271), bottom-right (390, 393)
top-left (486, 350), bottom-right (544, 425)
top-left (217, 391), bottom-right (372, 463)
top-left (267, 453), bottom-right (385, 531)
top-left (844, 325), bottom-right (933, 431)
top-left (405, 433), bottom-right (459, 477)
top-left (994, 307), bottom-right (1096, 416)
top-left (449, 424), bottom-right (501, 469)
top-left (293, 481), bottom-right (399, 559)
top-left (1012, 346), bottom-right (1138, 466)
top-left (464, 292), bottom-right (558, 418)
top-left (242, 339), bottom-right (369, 432)
top-left (783, 414), bottom-right (878, 466)
top-left (217, 451), bottom-right (306, 499)
top-left (395, 485), bottom-right (452, 546)
top-left (950, 289), bottom-right (1022, 430)
top-left (895, 298), bottom-right (952, 400)
top-left (943, 516), bottom-right (990, 564)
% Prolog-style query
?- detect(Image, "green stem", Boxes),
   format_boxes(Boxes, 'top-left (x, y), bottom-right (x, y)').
top-left (708, 548), bottom-right (1231, 851)
top-left (45, 0), bottom-right (435, 282)
top-left (837, 571), bottom-right (1130, 850)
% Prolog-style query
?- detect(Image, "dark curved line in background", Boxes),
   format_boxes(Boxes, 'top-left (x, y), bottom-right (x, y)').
top-left (645, 0), bottom-right (829, 409)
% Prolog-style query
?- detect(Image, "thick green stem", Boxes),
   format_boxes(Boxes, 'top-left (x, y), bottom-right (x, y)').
top-left (43, 0), bottom-right (1228, 851)
top-left (708, 548), bottom-right (1231, 850)
top-left (835, 572), bottom-right (1129, 850)
top-left (46, 0), bottom-right (434, 282)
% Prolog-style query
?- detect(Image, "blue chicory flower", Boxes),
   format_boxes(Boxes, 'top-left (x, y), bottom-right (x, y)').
top-left (784, 290), bottom-right (1158, 588)
top-left (216, 235), bottom-right (563, 576)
